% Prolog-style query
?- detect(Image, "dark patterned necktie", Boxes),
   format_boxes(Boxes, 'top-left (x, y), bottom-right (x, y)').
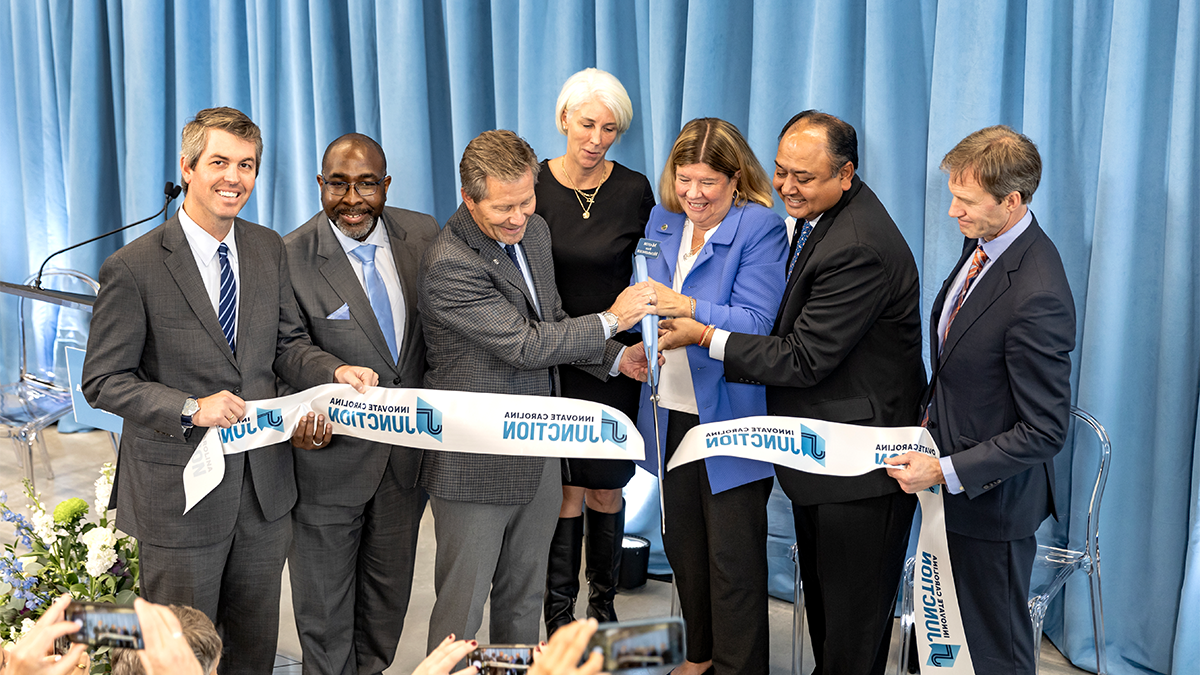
top-left (217, 243), bottom-right (236, 354)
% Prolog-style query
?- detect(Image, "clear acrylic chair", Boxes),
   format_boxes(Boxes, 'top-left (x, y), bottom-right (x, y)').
top-left (0, 269), bottom-right (100, 488)
top-left (897, 406), bottom-right (1111, 674)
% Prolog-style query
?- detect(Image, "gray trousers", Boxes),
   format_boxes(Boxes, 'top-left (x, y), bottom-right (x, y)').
top-left (139, 465), bottom-right (290, 675)
top-left (426, 457), bottom-right (561, 651)
top-left (289, 469), bottom-right (425, 675)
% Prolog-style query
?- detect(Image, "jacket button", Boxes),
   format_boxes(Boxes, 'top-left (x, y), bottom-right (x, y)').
top-left (393, 377), bottom-right (401, 385)
top-left (233, 387), bottom-right (241, 395)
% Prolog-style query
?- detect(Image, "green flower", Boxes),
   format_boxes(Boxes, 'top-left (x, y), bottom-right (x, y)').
top-left (52, 498), bottom-right (88, 525)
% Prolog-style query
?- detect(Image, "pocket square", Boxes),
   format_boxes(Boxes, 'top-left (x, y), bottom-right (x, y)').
top-left (326, 303), bottom-right (351, 320)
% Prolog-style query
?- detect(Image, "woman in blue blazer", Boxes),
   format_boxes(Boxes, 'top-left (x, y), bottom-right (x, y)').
top-left (635, 118), bottom-right (787, 675)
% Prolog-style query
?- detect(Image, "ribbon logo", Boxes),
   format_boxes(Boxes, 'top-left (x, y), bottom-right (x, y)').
top-left (257, 408), bottom-right (284, 433)
top-left (416, 397), bottom-right (443, 441)
top-left (800, 425), bottom-right (826, 466)
top-left (926, 643), bottom-right (961, 668)
top-left (600, 412), bottom-right (627, 449)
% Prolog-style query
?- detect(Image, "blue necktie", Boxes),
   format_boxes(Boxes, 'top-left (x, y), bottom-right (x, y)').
top-left (351, 244), bottom-right (399, 362)
top-left (786, 220), bottom-right (814, 282)
top-left (217, 243), bottom-right (237, 354)
top-left (504, 243), bottom-right (522, 270)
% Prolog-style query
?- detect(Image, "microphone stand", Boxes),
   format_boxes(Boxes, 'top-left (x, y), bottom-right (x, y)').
top-left (34, 182), bottom-right (182, 289)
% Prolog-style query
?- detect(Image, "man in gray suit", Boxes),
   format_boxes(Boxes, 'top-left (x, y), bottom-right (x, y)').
top-left (82, 107), bottom-right (377, 675)
top-left (283, 133), bottom-right (438, 675)
top-left (418, 130), bottom-right (654, 648)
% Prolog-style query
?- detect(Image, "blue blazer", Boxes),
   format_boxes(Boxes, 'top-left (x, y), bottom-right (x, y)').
top-left (634, 202), bottom-right (788, 493)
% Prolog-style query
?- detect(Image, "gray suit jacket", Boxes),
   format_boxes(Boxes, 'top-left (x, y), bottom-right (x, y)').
top-left (417, 204), bottom-right (622, 505)
top-left (283, 206), bottom-right (439, 506)
top-left (82, 214), bottom-right (344, 547)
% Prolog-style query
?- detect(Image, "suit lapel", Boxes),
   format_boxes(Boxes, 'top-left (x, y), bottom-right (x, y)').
top-left (936, 223), bottom-right (1042, 367)
top-left (451, 205), bottom-right (538, 317)
top-left (384, 211), bottom-right (422, 356)
top-left (162, 218), bottom-right (237, 369)
top-left (316, 219), bottom-right (397, 367)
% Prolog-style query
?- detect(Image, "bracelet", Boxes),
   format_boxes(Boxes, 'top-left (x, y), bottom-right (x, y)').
top-left (689, 296), bottom-right (696, 319)
top-left (700, 324), bottom-right (716, 348)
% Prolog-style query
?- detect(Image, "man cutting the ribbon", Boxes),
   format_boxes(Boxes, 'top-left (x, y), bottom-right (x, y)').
top-left (884, 125), bottom-right (1076, 675)
top-left (416, 129), bottom-right (654, 650)
top-left (81, 108), bottom-right (377, 675)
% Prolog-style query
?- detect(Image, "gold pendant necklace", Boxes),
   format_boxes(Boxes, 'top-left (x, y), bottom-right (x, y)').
top-left (561, 157), bottom-right (609, 220)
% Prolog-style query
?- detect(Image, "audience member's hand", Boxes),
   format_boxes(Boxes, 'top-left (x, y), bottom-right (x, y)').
top-left (647, 280), bottom-right (691, 318)
top-left (134, 598), bottom-right (203, 675)
top-left (529, 619), bottom-right (603, 675)
top-left (335, 365), bottom-right (379, 393)
top-left (2, 595), bottom-right (87, 675)
top-left (194, 390), bottom-right (246, 428)
top-left (607, 281), bottom-right (656, 332)
top-left (658, 317), bottom-right (706, 351)
top-left (411, 633), bottom-right (479, 675)
top-left (291, 412), bottom-right (332, 449)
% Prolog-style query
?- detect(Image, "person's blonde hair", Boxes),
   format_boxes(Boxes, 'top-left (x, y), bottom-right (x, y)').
top-left (940, 125), bottom-right (1041, 204)
top-left (180, 107), bottom-right (263, 178)
top-left (111, 605), bottom-right (222, 675)
top-left (459, 130), bottom-right (540, 202)
top-left (555, 68), bottom-right (634, 139)
top-left (658, 118), bottom-right (773, 213)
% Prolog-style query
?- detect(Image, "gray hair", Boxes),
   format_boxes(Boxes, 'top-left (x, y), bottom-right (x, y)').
top-left (941, 125), bottom-right (1041, 204)
top-left (555, 68), bottom-right (634, 139)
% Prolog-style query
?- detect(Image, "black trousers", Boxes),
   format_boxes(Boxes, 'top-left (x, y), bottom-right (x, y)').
top-left (946, 531), bottom-right (1038, 675)
top-left (793, 490), bottom-right (917, 675)
top-left (663, 410), bottom-right (772, 675)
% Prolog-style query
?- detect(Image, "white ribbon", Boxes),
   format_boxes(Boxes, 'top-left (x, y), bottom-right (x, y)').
top-left (668, 416), bottom-right (975, 673)
top-left (182, 383), bottom-right (643, 514)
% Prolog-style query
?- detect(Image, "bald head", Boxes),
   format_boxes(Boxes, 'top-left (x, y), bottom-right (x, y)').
top-left (322, 133), bottom-right (387, 176)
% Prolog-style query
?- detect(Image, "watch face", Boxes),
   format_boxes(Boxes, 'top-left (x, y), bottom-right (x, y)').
top-left (182, 399), bottom-right (200, 416)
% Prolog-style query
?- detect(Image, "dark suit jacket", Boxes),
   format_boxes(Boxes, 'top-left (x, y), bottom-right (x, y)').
top-left (82, 214), bottom-right (344, 547)
top-left (723, 176), bottom-right (926, 505)
top-left (927, 217), bottom-right (1075, 541)
top-left (283, 206), bottom-right (439, 506)
top-left (417, 204), bottom-right (623, 505)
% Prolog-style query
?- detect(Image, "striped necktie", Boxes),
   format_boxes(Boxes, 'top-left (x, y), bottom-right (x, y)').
top-left (939, 245), bottom-right (988, 353)
top-left (217, 243), bottom-right (237, 354)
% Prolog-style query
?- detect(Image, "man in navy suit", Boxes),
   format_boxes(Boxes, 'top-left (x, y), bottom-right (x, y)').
top-left (887, 125), bottom-right (1075, 675)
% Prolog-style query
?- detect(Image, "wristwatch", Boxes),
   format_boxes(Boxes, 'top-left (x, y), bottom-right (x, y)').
top-left (600, 311), bottom-right (619, 337)
top-left (181, 396), bottom-right (200, 438)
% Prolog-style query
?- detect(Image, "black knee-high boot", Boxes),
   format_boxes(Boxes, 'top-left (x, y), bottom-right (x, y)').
top-left (585, 501), bottom-right (624, 622)
top-left (544, 515), bottom-right (584, 635)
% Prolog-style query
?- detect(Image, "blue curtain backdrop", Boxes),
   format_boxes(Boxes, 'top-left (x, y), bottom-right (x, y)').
top-left (2, 1), bottom-right (1198, 672)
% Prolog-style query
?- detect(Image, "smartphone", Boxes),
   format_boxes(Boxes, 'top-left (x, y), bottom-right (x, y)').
top-left (465, 644), bottom-right (537, 674)
top-left (586, 616), bottom-right (686, 673)
top-left (65, 601), bottom-right (145, 650)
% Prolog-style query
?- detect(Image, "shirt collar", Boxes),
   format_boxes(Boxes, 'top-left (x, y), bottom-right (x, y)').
top-left (178, 205), bottom-right (236, 264)
top-left (328, 216), bottom-right (390, 256)
top-left (978, 208), bottom-right (1032, 262)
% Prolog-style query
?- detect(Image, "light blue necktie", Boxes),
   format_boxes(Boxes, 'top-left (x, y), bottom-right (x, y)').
top-left (786, 220), bottom-right (814, 282)
top-left (350, 244), bottom-right (399, 362)
top-left (217, 243), bottom-right (237, 354)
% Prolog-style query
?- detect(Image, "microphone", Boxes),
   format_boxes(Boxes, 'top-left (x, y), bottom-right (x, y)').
top-left (632, 238), bottom-right (662, 386)
top-left (35, 182), bottom-right (183, 288)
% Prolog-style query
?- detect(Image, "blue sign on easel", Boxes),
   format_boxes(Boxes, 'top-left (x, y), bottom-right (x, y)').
top-left (64, 346), bottom-right (124, 434)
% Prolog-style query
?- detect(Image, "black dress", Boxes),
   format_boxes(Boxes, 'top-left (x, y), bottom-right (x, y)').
top-left (536, 159), bottom-right (656, 489)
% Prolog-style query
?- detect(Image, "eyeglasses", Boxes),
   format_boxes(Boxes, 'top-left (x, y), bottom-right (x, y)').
top-left (321, 178), bottom-right (385, 196)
